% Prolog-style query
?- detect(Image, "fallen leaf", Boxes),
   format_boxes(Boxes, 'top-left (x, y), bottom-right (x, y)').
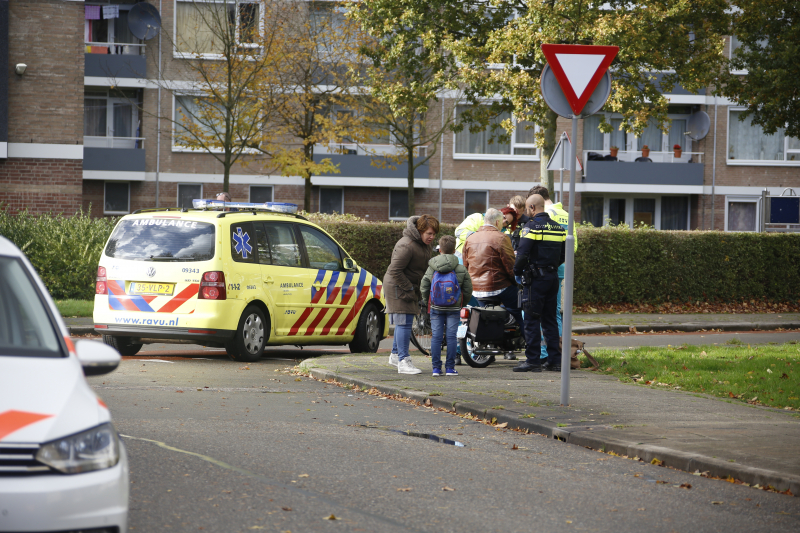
top-left (298, 474), bottom-right (309, 478)
top-left (511, 444), bottom-right (519, 450)
top-left (651, 458), bottom-right (663, 466)
top-left (282, 507), bottom-right (292, 511)
top-left (323, 514), bottom-right (340, 520)
top-left (638, 508), bottom-right (646, 511)
top-left (700, 351), bottom-right (707, 356)
top-left (495, 422), bottom-right (508, 428)
top-left (294, 378), bottom-right (302, 382)
top-left (176, 390), bottom-right (184, 393)
top-left (442, 486), bottom-right (455, 491)
top-left (397, 488), bottom-right (412, 492)
top-left (728, 391), bottom-right (735, 398)
top-left (711, 501), bottom-right (724, 505)
top-left (679, 483), bottom-right (692, 489)
top-left (767, 369), bottom-right (773, 374)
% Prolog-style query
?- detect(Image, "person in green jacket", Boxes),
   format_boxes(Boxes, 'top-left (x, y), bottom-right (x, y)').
top-left (528, 185), bottom-right (578, 360)
top-left (420, 236), bottom-right (473, 376)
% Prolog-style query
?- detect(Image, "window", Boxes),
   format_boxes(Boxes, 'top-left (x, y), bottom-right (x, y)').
top-left (104, 220), bottom-right (216, 261)
top-left (581, 197), bottom-right (603, 227)
top-left (725, 196), bottom-right (759, 232)
top-left (85, 4), bottom-right (141, 55)
top-left (178, 184), bottom-right (202, 209)
top-left (454, 106), bottom-right (539, 159)
top-left (389, 190), bottom-right (409, 219)
top-left (608, 198), bottom-right (626, 226)
top-left (84, 89), bottom-right (141, 148)
top-left (633, 198), bottom-right (655, 226)
top-left (104, 181), bottom-right (130, 215)
top-left (319, 188), bottom-right (344, 214)
top-left (262, 223), bottom-right (301, 267)
top-left (175, 0), bottom-right (262, 55)
top-left (583, 109), bottom-right (690, 155)
top-left (230, 222), bottom-right (256, 263)
top-left (728, 109), bottom-right (800, 164)
top-left (299, 226), bottom-right (343, 271)
top-left (464, 191), bottom-right (488, 216)
top-left (250, 186), bottom-right (273, 203)
top-left (661, 197), bottom-right (689, 230)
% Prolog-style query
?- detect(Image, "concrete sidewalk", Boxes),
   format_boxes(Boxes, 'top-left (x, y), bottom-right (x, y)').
top-left (301, 352), bottom-right (800, 496)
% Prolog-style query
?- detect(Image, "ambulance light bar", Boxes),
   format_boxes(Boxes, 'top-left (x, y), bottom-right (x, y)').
top-left (192, 199), bottom-right (298, 214)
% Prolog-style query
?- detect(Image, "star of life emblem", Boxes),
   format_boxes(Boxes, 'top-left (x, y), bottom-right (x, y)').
top-left (233, 227), bottom-right (252, 259)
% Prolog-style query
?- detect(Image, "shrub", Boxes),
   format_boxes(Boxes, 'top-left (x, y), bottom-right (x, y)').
top-left (0, 208), bottom-right (118, 300)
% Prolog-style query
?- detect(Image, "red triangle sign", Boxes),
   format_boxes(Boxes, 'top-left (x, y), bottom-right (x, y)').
top-left (541, 44), bottom-right (618, 115)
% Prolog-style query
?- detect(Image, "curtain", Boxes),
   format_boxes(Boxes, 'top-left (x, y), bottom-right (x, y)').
top-left (633, 198), bottom-right (655, 226)
top-left (661, 196), bottom-right (688, 230)
top-left (455, 107), bottom-right (511, 155)
top-left (176, 1), bottom-right (226, 54)
top-left (638, 118), bottom-right (661, 150)
top-left (668, 119), bottom-right (687, 151)
top-left (729, 111), bottom-right (785, 161)
top-left (728, 201), bottom-right (757, 231)
top-left (113, 102), bottom-right (134, 138)
top-left (582, 115), bottom-right (603, 151)
top-left (84, 98), bottom-right (107, 136)
top-left (610, 118), bottom-right (626, 150)
top-left (581, 197), bottom-right (603, 227)
top-left (515, 120), bottom-right (535, 145)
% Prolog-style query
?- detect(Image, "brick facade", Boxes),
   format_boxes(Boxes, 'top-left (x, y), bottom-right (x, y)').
top-left (0, 158), bottom-right (83, 214)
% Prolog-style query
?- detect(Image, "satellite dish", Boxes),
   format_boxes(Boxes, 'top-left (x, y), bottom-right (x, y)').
top-left (686, 111), bottom-right (710, 141)
top-left (128, 3), bottom-right (162, 41)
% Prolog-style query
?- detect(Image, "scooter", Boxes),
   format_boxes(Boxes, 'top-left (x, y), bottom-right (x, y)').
top-left (457, 296), bottom-right (526, 368)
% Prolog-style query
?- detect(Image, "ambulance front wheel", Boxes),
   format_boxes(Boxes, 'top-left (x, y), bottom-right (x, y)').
top-left (227, 305), bottom-right (267, 362)
top-left (103, 335), bottom-right (143, 357)
top-left (349, 303), bottom-right (382, 353)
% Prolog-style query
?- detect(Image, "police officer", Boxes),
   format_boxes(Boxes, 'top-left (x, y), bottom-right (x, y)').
top-left (512, 194), bottom-right (566, 372)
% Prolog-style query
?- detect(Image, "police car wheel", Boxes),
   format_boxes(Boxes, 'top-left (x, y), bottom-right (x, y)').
top-left (229, 306), bottom-right (267, 362)
top-left (103, 335), bottom-right (143, 356)
top-left (349, 303), bottom-right (381, 353)
top-left (459, 337), bottom-right (494, 368)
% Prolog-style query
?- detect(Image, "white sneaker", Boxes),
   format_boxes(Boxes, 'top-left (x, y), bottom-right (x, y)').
top-left (398, 358), bottom-right (422, 375)
top-left (388, 352), bottom-right (399, 366)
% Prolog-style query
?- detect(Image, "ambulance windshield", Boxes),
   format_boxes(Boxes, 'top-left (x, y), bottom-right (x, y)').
top-left (105, 219), bottom-right (215, 262)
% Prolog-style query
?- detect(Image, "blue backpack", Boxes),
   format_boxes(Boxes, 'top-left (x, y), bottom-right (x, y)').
top-left (430, 270), bottom-right (462, 308)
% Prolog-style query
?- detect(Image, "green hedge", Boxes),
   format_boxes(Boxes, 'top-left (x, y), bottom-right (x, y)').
top-left (573, 225), bottom-right (800, 304)
top-left (2, 208), bottom-right (798, 304)
top-left (0, 209), bottom-right (118, 300)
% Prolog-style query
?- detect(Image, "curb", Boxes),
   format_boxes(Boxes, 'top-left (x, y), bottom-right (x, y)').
top-left (68, 326), bottom-right (97, 336)
top-left (302, 361), bottom-right (800, 496)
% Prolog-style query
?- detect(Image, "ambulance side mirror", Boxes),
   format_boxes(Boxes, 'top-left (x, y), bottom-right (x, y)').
top-left (343, 258), bottom-right (357, 271)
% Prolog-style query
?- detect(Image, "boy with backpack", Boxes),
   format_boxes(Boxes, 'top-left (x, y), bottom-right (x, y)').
top-left (420, 235), bottom-right (473, 377)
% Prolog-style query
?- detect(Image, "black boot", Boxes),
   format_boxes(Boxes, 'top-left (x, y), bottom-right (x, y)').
top-left (512, 361), bottom-right (542, 372)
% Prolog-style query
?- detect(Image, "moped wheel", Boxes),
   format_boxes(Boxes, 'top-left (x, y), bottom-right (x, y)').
top-left (459, 337), bottom-right (495, 368)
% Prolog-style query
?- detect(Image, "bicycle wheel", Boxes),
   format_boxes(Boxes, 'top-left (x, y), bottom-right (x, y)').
top-left (409, 311), bottom-right (432, 356)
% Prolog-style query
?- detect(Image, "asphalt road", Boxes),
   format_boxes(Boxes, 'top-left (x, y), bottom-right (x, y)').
top-left (88, 338), bottom-right (800, 532)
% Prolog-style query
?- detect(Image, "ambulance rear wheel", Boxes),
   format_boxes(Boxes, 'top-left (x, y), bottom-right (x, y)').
top-left (228, 306), bottom-right (267, 362)
top-left (103, 335), bottom-right (143, 357)
top-left (349, 303), bottom-right (382, 353)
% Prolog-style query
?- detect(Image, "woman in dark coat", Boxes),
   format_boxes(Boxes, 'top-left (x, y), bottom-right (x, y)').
top-left (384, 214), bottom-right (439, 374)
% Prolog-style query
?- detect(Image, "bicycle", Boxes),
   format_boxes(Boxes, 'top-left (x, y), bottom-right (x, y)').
top-left (410, 308), bottom-right (433, 355)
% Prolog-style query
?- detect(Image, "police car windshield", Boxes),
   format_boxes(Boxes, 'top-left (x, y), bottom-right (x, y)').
top-left (105, 219), bottom-right (215, 262)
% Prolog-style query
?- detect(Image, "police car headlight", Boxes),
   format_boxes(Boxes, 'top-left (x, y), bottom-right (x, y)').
top-left (36, 423), bottom-right (120, 474)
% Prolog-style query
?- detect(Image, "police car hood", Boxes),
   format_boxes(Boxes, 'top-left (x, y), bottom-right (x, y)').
top-left (428, 254), bottom-right (459, 273)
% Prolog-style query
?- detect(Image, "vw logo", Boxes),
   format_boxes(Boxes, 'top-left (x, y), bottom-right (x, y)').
top-left (146, 267), bottom-right (156, 278)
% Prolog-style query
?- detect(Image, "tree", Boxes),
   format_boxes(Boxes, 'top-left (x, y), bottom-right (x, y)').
top-left (155, 0), bottom-right (285, 194)
top-left (261, 1), bottom-right (375, 212)
top-left (350, 3), bottom-right (464, 216)
top-left (717, 1), bottom-right (800, 138)
top-left (359, 0), bottom-right (731, 192)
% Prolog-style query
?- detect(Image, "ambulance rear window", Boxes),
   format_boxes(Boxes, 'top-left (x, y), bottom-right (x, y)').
top-left (105, 219), bottom-right (215, 262)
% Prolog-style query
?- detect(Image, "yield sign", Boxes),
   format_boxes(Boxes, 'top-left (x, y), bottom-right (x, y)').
top-left (541, 44), bottom-right (618, 115)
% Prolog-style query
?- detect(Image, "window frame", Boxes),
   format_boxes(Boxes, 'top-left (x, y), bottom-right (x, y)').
top-left (177, 183), bottom-right (203, 209)
top-left (453, 104), bottom-right (540, 161)
top-left (388, 189), bottom-right (409, 221)
top-left (319, 187), bottom-right (344, 215)
top-left (463, 190), bottom-right (489, 218)
top-left (726, 107), bottom-right (800, 166)
top-left (171, 94), bottom-right (260, 154)
top-left (173, 0), bottom-right (265, 60)
top-left (103, 181), bottom-right (131, 215)
top-left (249, 185), bottom-right (273, 203)
top-left (724, 195), bottom-right (761, 233)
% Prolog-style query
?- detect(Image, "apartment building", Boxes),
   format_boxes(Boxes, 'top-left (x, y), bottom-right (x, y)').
top-left (1, 0), bottom-right (797, 231)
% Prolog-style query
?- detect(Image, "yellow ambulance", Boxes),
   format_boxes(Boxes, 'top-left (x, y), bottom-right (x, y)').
top-left (93, 200), bottom-right (387, 362)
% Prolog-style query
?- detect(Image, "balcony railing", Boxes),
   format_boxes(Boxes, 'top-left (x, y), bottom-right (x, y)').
top-left (584, 150), bottom-right (704, 169)
top-left (85, 42), bottom-right (145, 56)
top-left (84, 136), bottom-right (145, 149)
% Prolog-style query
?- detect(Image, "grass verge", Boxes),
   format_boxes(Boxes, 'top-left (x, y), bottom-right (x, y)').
top-left (56, 299), bottom-right (93, 318)
top-left (591, 343), bottom-right (799, 411)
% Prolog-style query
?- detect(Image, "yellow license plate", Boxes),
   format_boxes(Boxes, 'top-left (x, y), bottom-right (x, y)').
top-left (129, 282), bottom-right (175, 295)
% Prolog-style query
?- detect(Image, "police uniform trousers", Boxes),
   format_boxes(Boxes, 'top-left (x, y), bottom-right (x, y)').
top-left (522, 270), bottom-right (561, 367)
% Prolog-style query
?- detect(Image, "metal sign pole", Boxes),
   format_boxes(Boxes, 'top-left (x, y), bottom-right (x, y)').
top-left (560, 132), bottom-right (567, 202)
top-left (560, 116), bottom-right (578, 406)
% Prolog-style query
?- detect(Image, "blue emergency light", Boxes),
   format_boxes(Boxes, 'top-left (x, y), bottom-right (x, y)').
top-left (192, 199), bottom-right (298, 214)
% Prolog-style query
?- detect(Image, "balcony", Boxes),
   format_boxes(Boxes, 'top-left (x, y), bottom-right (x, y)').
top-left (583, 150), bottom-right (705, 186)
top-left (84, 42), bottom-right (146, 79)
top-left (311, 152), bottom-right (430, 187)
top-left (83, 137), bottom-right (146, 179)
